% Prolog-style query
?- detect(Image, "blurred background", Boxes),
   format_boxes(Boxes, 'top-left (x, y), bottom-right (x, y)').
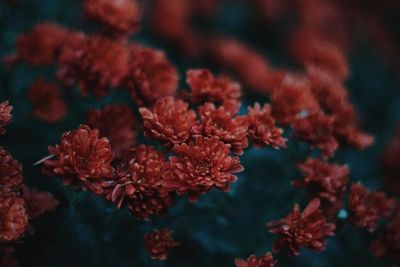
top-left (0, 0), bottom-right (400, 266)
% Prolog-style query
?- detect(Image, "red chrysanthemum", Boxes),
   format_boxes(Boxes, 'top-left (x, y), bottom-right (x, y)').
top-left (87, 104), bottom-right (138, 157)
top-left (125, 45), bottom-right (179, 106)
top-left (292, 112), bottom-right (338, 157)
top-left (370, 214), bottom-right (400, 263)
top-left (22, 188), bottom-right (59, 220)
top-left (247, 103), bottom-right (286, 149)
top-left (267, 198), bottom-right (335, 256)
top-left (144, 228), bottom-right (180, 260)
top-left (293, 158), bottom-right (349, 218)
top-left (42, 125), bottom-right (114, 194)
top-left (0, 101), bottom-right (12, 135)
top-left (0, 193), bottom-right (29, 243)
top-left (8, 23), bottom-right (84, 66)
top-left (271, 74), bottom-right (320, 125)
top-left (348, 184), bottom-right (395, 232)
top-left (163, 136), bottom-right (244, 202)
top-left (28, 79), bottom-right (67, 123)
top-left (193, 102), bottom-right (249, 154)
top-left (0, 147), bottom-right (23, 194)
top-left (107, 145), bottom-right (172, 220)
top-left (57, 35), bottom-right (130, 98)
top-left (235, 252), bottom-right (277, 267)
top-left (185, 69), bottom-right (241, 105)
top-left (139, 97), bottom-right (197, 148)
top-left (83, 0), bottom-right (140, 36)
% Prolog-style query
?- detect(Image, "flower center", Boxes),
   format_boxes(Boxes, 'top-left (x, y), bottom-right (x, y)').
top-left (196, 160), bottom-right (211, 176)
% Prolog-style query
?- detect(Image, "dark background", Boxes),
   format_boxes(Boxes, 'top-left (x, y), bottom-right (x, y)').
top-left (0, 0), bottom-right (400, 266)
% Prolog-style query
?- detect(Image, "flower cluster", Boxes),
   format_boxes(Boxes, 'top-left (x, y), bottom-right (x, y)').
top-left (144, 228), bottom-right (180, 260)
top-left (28, 79), bottom-right (67, 123)
top-left (235, 253), bottom-right (277, 267)
top-left (0, 101), bottom-right (12, 135)
top-left (267, 198), bottom-right (335, 255)
top-left (348, 184), bottom-right (395, 232)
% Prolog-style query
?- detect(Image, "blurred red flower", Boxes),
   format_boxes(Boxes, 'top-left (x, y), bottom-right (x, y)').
top-left (0, 193), bottom-right (29, 243)
top-left (267, 198), bottom-right (335, 255)
top-left (163, 136), bottom-right (243, 202)
top-left (140, 97), bottom-right (197, 148)
top-left (0, 101), bottom-right (12, 135)
top-left (144, 228), bottom-right (180, 260)
top-left (22, 188), bottom-right (59, 220)
top-left (0, 147), bottom-right (23, 194)
top-left (87, 104), bottom-right (138, 157)
top-left (28, 79), bottom-right (67, 123)
top-left (83, 0), bottom-right (140, 36)
top-left (348, 184), bottom-right (395, 232)
top-left (235, 252), bottom-right (276, 267)
top-left (126, 45), bottom-right (178, 106)
top-left (370, 214), bottom-right (400, 263)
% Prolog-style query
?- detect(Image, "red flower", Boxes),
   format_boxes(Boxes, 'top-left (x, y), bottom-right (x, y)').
top-left (247, 103), bottom-right (286, 149)
top-left (370, 214), bottom-right (400, 263)
top-left (292, 112), bottom-right (338, 157)
top-left (43, 125), bottom-right (114, 194)
top-left (0, 193), bottom-right (29, 243)
top-left (293, 158), bottom-right (349, 218)
top-left (267, 198), bottom-right (335, 256)
top-left (144, 228), bottom-right (180, 260)
top-left (348, 184), bottom-right (395, 232)
top-left (87, 104), bottom-right (138, 157)
top-left (235, 252), bottom-right (277, 267)
top-left (108, 145), bottom-right (172, 220)
top-left (163, 136), bottom-right (244, 202)
top-left (9, 23), bottom-right (84, 66)
top-left (126, 45), bottom-right (179, 105)
top-left (271, 74), bottom-right (320, 125)
top-left (0, 147), bottom-right (23, 194)
top-left (58, 35), bottom-right (130, 98)
top-left (185, 69), bottom-right (241, 105)
top-left (83, 0), bottom-right (140, 36)
top-left (193, 102), bottom-right (249, 155)
top-left (22, 188), bottom-right (59, 220)
top-left (28, 79), bottom-right (67, 123)
top-left (0, 101), bottom-right (12, 135)
top-left (139, 97), bottom-right (197, 148)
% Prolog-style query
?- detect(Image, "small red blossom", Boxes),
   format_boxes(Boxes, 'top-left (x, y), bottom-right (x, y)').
top-left (139, 97), bottom-right (197, 148)
top-left (58, 35), bottom-right (130, 98)
top-left (28, 79), bottom-right (67, 123)
top-left (8, 23), bottom-right (84, 66)
top-left (83, 0), bottom-right (140, 36)
top-left (185, 69), bottom-right (241, 105)
top-left (0, 101), bottom-right (13, 135)
top-left (193, 102), bottom-right (249, 154)
top-left (292, 112), bottom-right (338, 157)
top-left (267, 198), bottom-right (335, 256)
top-left (235, 252), bottom-right (277, 267)
top-left (144, 228), bottom-right (180, 260)
top-left (108, 145), bottom-right (171, 220)
top-left (0, 147), bottom-right (23, 194)
top-left (163, 136), bottom-right (244, 202)
top-left (271, 74), bottom-right (320, 125)
top-left (126, 45), bottom-right (179, 106)
top-left (87, 104), bottom-right (138, 157)
top-left (42, 125), bottom-right (114, 194)
top-left (348, 184), bottom-right (395, 232)
top-left (370, 214), bottom-right (400, 263)
top-left (0, 193), bottom-right (29, 243)
top-left (247, 103), bottom-right (286, 149)
top-left (293, 158), bottom-right (349, 218)
top-left (22, 188), bottom-right (59, 220)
